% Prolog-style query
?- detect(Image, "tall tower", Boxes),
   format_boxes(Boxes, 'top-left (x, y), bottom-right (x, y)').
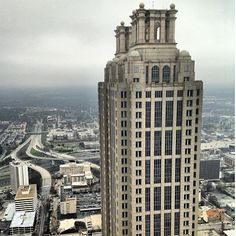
top-left (98, 3), bottom-right (203, 236)
top-left (10, 161), bottom-right (29, 193)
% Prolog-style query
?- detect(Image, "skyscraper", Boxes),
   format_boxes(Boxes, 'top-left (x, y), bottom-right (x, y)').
top-left (10, 161), bottom-right (29, 193)
top-left (98, 3), bottom-right (203, 236)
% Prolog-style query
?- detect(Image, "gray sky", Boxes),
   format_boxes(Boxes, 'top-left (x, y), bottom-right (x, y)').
top-left (0, 0), bottom-right (234, 89)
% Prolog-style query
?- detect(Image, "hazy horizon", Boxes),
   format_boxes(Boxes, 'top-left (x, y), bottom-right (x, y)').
top-left (0, 0), bottom-right (234, 89)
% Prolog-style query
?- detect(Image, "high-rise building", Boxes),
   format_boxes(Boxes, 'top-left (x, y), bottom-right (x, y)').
top-left (15, 184), bottom-right (37, 212)
top-left (10, 161), bottom-right (29, 193)
top-left (98, 3), bottom-right (203, 236)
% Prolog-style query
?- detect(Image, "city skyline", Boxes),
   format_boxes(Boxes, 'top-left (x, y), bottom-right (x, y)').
top-left (0, 0), bottom-right (234, 89)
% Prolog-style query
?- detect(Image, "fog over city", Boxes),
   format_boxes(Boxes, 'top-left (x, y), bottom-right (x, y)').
top-left (0, 0), bottom-right (234, 89)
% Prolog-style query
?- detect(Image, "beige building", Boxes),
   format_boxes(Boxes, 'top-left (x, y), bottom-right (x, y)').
top-left (98, 3), bottom-right (203, 236)
top-left (60, 162), bottom-right (94, 186)
top-left (60, 196), bottom-right (77, 215)
top-left (10, 161), bottom-right (29, 193)
top-left (15, 184), bottom-right (37, 212)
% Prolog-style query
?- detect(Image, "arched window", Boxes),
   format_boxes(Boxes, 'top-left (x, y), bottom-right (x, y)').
top-left (151, 66), bottom-right (159, 83)
top-left (163, 65), bottom-right (170, 83)
top-left (156, 26), bottom-right (160, 41)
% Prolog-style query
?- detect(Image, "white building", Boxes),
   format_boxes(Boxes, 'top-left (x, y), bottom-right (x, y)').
top-left (10, 161), bottom-right (29, 193)
top-left (15, 185), bottom-right (37, 212)
top-left (9, 211), bottom-right (35, 235)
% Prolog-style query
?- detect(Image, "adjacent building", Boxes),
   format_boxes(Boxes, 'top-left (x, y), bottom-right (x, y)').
top-left (9, 211), bottom-right (36, 235)
top-left (15, 184), bottom-right (37, 212)
top-left (98, 3), bottom-right (203, 236)
top-left (10, 161), bottom-right (29, 193)
top-left (60, 196), bottom-right (77, 216)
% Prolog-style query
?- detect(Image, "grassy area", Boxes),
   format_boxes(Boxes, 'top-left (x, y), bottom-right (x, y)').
top-left (30, 148), bottom-right (46, 157)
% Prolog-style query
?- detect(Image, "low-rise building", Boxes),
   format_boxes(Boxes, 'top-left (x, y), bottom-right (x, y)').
top-left (206, 208), bottom-right (225, 223)
top-left (223, 153), bottom-right (235, 167)
top-left (60, 196), bottom-right (77, 215)
top-left (9, 211), bottom-right (35, 235)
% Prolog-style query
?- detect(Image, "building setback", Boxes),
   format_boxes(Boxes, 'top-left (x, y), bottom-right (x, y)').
top-left (98, 3), bottom-right (203, 236)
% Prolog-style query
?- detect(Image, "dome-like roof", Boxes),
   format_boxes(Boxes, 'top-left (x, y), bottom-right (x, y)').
top-left (139, 3), bottom-right (145, 9)
top-left (129, 50), bottom-right (140, 58)
top-left (120, 21), bottom-right (125, 26)
top-left (170, 3), bottom-right (175, 9)
top-left (179, 50), bottom-right (190, 57)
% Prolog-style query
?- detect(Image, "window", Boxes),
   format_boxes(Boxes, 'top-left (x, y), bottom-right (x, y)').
top-left (164, 186), bottom-right (171, 210)
top-left (146, 91), bottom-right (151, 98)
top-left (186, 129), bottom-right (192, 135)
top-left (197, 89), bottom-right (200, 96)
top-left (164, 213), bottom-right (171, 236)
top-left (155, 101), bottom-right (162, 127)
top-left (145, 188), bottom-right (150, 211)
top-left (154, 159), bottom-right (161, 183)
top-left (155, 91), bottom-right (162, 97)
top-left (154, 214), bottom-right (161, 236)
top-left (154, 187), bottom-right (161, 210)
top-left (136, 151), bottom-right (142, 157)
top-left (187, 100), bottom-right (193, 107)
top-left (173, 65), bottom-right (176, 82)
top-left (184, 77), bottom-right (190, 81)
top-left (145, 102), bottom-right (151, 128)
top-left (165, 131), bottom-right (172, 155)
top-left (187, 89), bottom-right (193, 96)
top-left (166, 90), bottom-right (174, 97)
top-left (176, 130), bottom-right (182, 155)
top-left (136, 141), bottom-right (142, 148)
top-left (152, 66), bottom-right (159, 83)
top-left (136, 122), bottom-right (142, 129)
top-left (136, 102), bottom-right (142, 108)
top-left (186, 120), bottom-right (192, 126)
top-left (163, 65), bottom-right (170, 83)
top-left (136, 132), bottom-right (142, 138)
top-left (175, 212), bottom-right (180, 235)
top-left (165, 159), bottom-right (172, 182)
top-left (145, 160), bottom-right (150, 184)
top-left (166, 101), bottom-right (173, 127)
top-left (146, 65), bottom-right (149, 84)
top-left (154, 131), bottom-right (161, 156)
top-left (186, 110), bottom-right (192, 117)
top-left (145, 215), bottom-right (150, 236)
top-left (156, 26), bottom-right (160, 41)
top-left (121, 91), bottom-right (127, 98)
top-left (175, 158), bottom-right (181, 182)
top-left (136, 112), bottom-right (142, 119)
top-left (175, 186), bottom-right (180, 209)
top-left (121, 101), bottom-right (127, 108)
top-left (145, 131), bottom-right (151, 156)
top-left (177, 90), bottom-right (183, 97)
top-left (176, 101), bottom-right (183, 126)
top-left (136, 91), bottom-right (142, 98)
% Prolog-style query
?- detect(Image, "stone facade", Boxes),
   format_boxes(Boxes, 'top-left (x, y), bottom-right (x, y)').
top-left (98, 3), bottom-right (203, 236)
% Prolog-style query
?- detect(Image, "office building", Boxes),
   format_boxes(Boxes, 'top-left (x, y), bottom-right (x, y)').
top-left (98, 3), bottom-right (203, 236)
top-left (15, 184), bottom-right (37, 212)
top-left (10, 161), bottom-right (29, 193)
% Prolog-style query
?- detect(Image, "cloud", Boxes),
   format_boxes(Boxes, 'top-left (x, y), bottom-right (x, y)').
top-left (0, 0), bottom-right (234, 88)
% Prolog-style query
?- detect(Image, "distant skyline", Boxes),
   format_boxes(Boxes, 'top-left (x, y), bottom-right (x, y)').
top-left (0, 0), bottom-right (234, 89)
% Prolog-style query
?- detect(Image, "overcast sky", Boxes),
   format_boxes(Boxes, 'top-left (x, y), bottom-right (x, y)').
top-left (0, 0), bottom-right (234, 89)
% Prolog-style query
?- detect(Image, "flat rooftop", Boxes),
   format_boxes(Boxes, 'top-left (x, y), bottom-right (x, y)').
top-left (10, 211), bottom-right (35, 228)
top-left (15, 184), bottom-right (36, 199)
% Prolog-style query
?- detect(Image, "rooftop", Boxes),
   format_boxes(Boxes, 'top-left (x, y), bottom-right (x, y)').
top-left (15, 184), bottom-right (36, 199)
top-left (10, 211), bottom-right (35, 228)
